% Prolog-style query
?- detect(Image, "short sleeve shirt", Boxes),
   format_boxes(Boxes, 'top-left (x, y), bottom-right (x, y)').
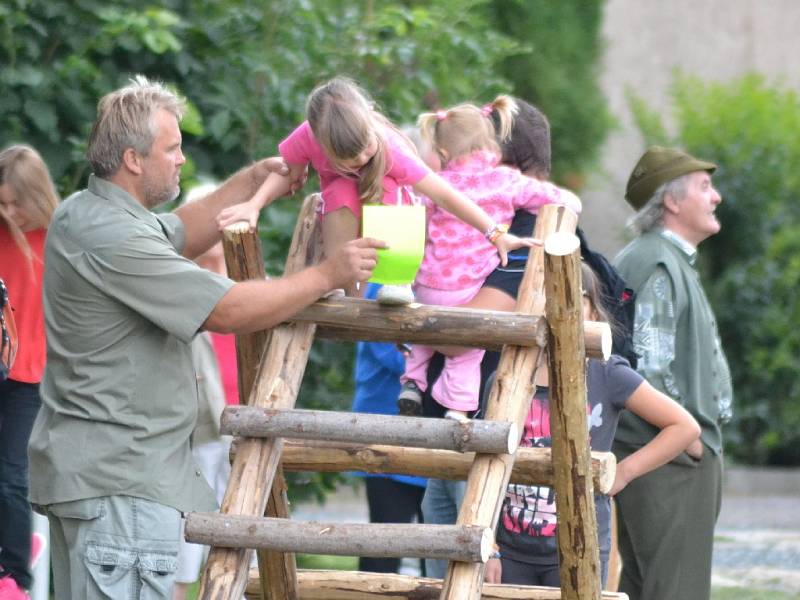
top-left (28, 175), bottom-right (234, 512)
top-left (497, 356), bottom-right (642, 565)
top-left (278, 121), bottom-right (431, 217)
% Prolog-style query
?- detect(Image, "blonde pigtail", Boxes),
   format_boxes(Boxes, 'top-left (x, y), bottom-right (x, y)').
top-left (489, 95), bottom-right (519, 142)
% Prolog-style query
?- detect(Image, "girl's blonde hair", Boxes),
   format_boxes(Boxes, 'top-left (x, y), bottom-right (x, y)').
top-left (307, 77), bottom-right (408, 204)
top-left (418, 95), bottom-right (518, 165)
top-left (0, 145), bottom-right (60, 261)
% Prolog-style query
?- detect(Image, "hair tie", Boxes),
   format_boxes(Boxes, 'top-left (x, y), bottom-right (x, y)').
top-left (435, 109), bottom-right (448, 121)
top-left (480, 103), bottom-right (494, 118)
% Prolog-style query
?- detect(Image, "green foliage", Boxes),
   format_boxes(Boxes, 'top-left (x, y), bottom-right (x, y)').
top-left (629, 74), bottom-right (800, 465)
top-left (1, 0), bottom-right (611, 493)
top-left (486, 0), bottom-right (613, 184)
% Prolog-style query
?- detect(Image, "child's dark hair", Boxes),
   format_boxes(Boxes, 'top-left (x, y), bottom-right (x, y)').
top-left (487, 96), bottom-right (551, 179)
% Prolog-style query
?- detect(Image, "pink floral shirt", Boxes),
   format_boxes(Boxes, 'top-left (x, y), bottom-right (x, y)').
top-left (415, 150), bottom-right (581, 291)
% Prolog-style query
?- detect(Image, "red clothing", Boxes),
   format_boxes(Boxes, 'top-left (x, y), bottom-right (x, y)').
top-left (211, 332), bottom-right (239, 405)
top-left (0, 227), bottom-right (47, 383)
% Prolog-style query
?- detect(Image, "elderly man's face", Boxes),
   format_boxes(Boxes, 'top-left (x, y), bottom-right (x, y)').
top-left (671, 170), bottom-right (722, 245)
top-left (140, 108), bottom-right (186, 208)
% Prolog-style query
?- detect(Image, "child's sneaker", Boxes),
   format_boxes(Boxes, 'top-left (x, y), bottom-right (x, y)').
top-left (376, 284), bottom-right (415, 305)
top-left (444, 409), bottom-right (469, 422)
top-left (397, 381), bottom-right (423, 416)
top-left (0, 576), bottom-right (30, 600)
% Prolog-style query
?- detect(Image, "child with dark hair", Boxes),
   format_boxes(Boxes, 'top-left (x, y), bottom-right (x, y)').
top-left (484, 263), bottom-right (700, 588)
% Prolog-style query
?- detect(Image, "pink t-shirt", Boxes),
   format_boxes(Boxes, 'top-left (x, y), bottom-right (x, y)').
top-left (415, 150), bottom-right (581, 291)
top-left (210, 332), bottom-right (239, 405)
top-left (278, 120), bottom-right (431, 217)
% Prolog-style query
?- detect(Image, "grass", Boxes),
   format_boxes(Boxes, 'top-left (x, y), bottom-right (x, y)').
top-left (712, 587), bottom-right (800, 600)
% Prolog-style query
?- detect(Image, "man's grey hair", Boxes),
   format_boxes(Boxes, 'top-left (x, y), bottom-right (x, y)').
top-left (627, 173), bottom-right (691, 234)
top-left (86, 75), bottom-right (185, 178)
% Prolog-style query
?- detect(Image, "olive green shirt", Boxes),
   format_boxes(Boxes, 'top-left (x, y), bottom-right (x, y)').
top-left (29, 175), bottom-right (234, 512)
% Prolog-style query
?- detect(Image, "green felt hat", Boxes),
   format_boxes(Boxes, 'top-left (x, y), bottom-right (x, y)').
top-left (625, 146), bottom-right (717, 210)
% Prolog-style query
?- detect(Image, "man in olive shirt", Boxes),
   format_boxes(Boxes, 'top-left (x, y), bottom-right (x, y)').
top-left (612, 147), bottom-right (733, 600)
top-left (28, 76), bottom-right (384, 599)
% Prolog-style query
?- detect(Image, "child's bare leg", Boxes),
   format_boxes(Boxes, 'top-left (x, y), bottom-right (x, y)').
top-left (321, 207), bottom-right (361, 296)
top-left (434, 286), bottom-right (516, 356)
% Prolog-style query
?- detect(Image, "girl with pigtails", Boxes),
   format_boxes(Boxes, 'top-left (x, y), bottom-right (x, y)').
top-left (396, 97), bottom-right (582, 421)
top-left (216, 77), bottom-right (534, 303)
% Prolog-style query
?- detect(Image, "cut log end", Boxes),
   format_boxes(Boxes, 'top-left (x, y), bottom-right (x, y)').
top-left (506, 422), bottom-right (519, 454)
top-left (479, 527), bottom-right (494, 563)
top-left (543, 231), bottom-right (580, 256)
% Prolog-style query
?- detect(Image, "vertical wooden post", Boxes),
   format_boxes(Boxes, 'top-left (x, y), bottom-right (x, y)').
top-left (199, 195), bottom-right (322, 600)
top-left (544, 231), bottom-right (601, 599)
top-left (221, 226), bottom-right (299, 600)
top-left (440, 204), bottom-right (579, 600)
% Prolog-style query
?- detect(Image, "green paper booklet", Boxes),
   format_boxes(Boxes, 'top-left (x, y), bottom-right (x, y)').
top-left (362, 204), bottom-right (426, 285)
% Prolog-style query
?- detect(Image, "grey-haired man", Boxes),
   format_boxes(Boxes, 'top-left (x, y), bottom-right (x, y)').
top-left (612, 146), bottom-right (733, 600)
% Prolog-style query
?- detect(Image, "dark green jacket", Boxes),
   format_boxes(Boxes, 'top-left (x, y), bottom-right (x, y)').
top-left (613, 230), bottom-right (732, 455)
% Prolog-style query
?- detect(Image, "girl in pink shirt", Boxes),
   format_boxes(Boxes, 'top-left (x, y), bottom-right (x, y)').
top-left (217, 77), bottom-right (533, 299)
top-left (397, 97), bottom-right (582, 420)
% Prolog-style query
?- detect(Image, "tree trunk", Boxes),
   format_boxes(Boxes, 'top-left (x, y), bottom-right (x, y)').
top-left (198, 195), bottom-right (322, 600)
top-left (441, 204), bottom-right (579, 600)
top-left (221, 408), bottom-right (519, 454)
top-left (187, 513), bottom-right (493, 563)
top-left (243, 569), bottom-right (630, 600)
top-left (263, 440), bottom-right (617, 493)
top-left (544, 231), bottom-right (601, 600)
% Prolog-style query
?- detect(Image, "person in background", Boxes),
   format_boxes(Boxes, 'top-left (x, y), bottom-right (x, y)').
top-left (172, 182), bottom-right (239, 600)
top-left (0, 145), bottom-right (59, 600)
top-left (484, 263), bottom-right (700, 588)
top-left (612, 146), bottom-right (733, 600)
top-left (351, 282), bottom-right (426, 576)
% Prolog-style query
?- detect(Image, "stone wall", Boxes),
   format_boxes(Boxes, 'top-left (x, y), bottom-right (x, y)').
top-left (580, 0), bottom-right (800, 256)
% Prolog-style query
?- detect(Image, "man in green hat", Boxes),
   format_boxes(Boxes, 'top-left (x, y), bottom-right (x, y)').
top-left (612, 146), bottom-right (733, 600)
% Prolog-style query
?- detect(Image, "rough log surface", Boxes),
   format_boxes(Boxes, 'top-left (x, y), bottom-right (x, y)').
top-left (544, 231), bottom-right (602, 600)
top-left (295, 299), bottom-right (610, 359)
top-left (243, 569), bottom-right (629, 599)
top-left (199, 195), bottom-right (322, 600)
top-left (264, 439), bottom-right (617, 493)
top-left (186, 513), bottom-right (493, 563)
top-left (441, 204), bottom-right (579, 600)
top-left (221, 408), bottom-right (518, 455)
top-left (222, 223), bottom-right (296, 600)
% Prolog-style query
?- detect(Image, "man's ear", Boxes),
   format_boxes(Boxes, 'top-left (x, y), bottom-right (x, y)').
top-left (122, 148), bottom-right (144, 175)
top-left (663, 192), bottom-right (681, 215)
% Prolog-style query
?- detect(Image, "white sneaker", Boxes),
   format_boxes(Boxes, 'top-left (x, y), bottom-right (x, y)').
top-left (444, 409), bottom-right (469, 422)
top-left (376, 284), bottom-right (415, 305)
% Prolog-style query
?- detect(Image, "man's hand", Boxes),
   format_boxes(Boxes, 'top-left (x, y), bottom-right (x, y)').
top-left (319, 237), bottom-right (387, 290)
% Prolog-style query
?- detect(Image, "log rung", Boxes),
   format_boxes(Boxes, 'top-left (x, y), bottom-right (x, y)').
top-left (244, 569), bottom-right (630, 599)
top-left (186, 513), bottom-right (493, 563)
top-left (229, 440), bottom-right (618, 494)
top-left (221, 407), bottom-right (520, 454)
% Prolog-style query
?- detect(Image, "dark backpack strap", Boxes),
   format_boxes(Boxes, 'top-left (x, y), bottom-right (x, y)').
top-left (577, 228), bottom-right (639, 369)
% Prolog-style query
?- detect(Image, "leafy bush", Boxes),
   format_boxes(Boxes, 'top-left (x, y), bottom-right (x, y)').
top-left (630, 74), bottom-right (800, 465)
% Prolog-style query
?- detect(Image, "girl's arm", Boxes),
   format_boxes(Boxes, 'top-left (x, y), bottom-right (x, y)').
top-left (216, 163), bottom-right (307, 231)
top-left (413, 172), bottom-right (538, 266)
top-left (609, 380), bottom-right (701, 496)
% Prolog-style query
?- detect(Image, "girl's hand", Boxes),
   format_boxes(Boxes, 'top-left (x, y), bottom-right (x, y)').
top-left (217, 200), bottom-right (260, 232)
top-left (608, 460), bottom-right (633, 496)
top-left (484, 557), bottom-right (502, 584)
top-left (686, 439), bottom-right (704, 460)
top-left (493, 233), bottom-right (541, 266)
